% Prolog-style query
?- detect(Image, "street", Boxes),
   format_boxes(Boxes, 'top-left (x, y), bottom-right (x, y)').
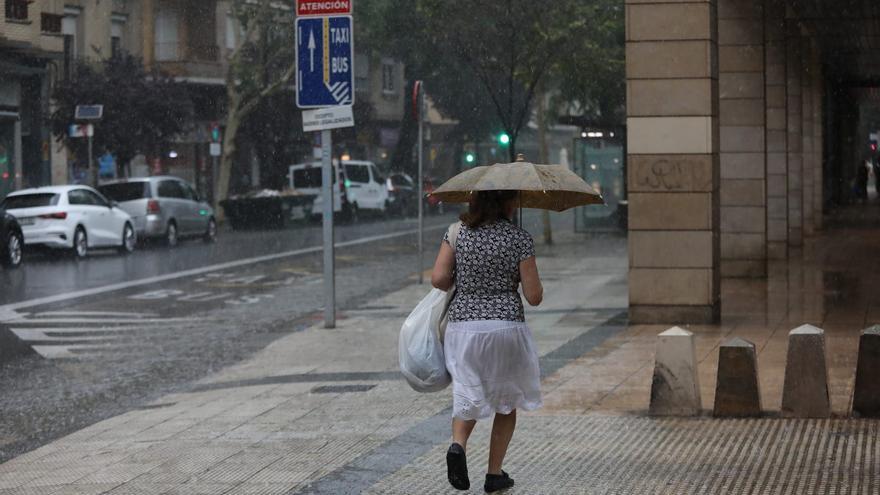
top-left (0, 213), bottom-right (463, 462)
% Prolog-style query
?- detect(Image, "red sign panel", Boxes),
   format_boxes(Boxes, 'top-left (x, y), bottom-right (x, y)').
top-left (297, 0), bottom-right (351, 16)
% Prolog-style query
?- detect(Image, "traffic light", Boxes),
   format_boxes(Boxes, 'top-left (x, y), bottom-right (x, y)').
top-left (210, 122), bottom-right (221, 142)
top-left (497, 132), bottom-right (510, 146)
top-left (464, 152), bottom-right (476, 164)
top-left (871, 141), bottom-right (878, 152)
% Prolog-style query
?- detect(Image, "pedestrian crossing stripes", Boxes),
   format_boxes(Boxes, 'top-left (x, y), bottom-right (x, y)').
top-left (6, 311), bottom-right (204, 360)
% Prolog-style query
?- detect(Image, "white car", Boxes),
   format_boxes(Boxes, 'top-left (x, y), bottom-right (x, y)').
top-left (288, 159), bottom-right (390, 220)
top-left (0, 185), bottom-right (137, 258)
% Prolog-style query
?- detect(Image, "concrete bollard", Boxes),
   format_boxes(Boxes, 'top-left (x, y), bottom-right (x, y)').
top-left (713, 337), bottom-right (762, 417)
top-left (852, 326), bottom-right (880, 417)
top-left (650, 327), bottom-right (701, 416)
top-left (781, 324), bottom-right (830, 418)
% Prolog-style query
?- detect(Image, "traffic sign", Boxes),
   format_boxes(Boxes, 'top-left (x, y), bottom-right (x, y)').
top-left (302, 105), bottom-right (354, 132)
top-left (297, 0), bottom-right (351, 16)
top-left (68, 124), bottom-right (94, 138)
top-left (74, 105), bottom-right (103, 120)
top-left (296, 16), bottom-right (354, 108)
top-left (209, 143), bottom-right (222, 157)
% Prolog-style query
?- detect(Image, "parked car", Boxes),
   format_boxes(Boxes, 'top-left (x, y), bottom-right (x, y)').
top-left (98, 176), bottom-right (216, 246)
top-left (0, 207), bottom-right (23, 268)
top-left (422, 176), bottom-right (445, 214)
top-left (288, 160), bottom-right (390, 220)
top-left (1, 185), bottom-right (136, 258)
top-left (386, 173), bottom-right (416, 216)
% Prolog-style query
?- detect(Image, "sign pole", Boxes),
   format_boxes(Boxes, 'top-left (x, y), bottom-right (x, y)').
top-left (88, 133), bottom-right (95, 187)
top-left (415, 81), bottom-right (425, 284)
top-left (321, 129), bottom-right (335, 328)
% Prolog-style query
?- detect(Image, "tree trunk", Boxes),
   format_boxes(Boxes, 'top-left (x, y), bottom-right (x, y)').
top-left (216, 93), bottom-right (242, 221)
top-left (536, 86), bottom-right (553, 245)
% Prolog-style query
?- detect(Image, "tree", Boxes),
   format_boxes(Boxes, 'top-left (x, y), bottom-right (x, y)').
top-left (552, 0), bottom-right (625, 127)
top-left (217, 0), bottom-right (296, 208)
top-left (50, 54), bottom-right (193, 185)
top-left (417, 0), bottom-right (587, 161)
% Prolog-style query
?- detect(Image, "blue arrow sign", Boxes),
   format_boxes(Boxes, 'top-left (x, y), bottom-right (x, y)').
top-left (296, 15), bottom-right (354, 108)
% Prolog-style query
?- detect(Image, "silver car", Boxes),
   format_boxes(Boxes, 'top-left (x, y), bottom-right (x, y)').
top-left (98, 176), bottom-right (216, 246)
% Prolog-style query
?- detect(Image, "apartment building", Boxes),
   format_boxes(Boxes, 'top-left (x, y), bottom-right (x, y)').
top-left (0, 0), bottom-right (65, 199)
top-left (0, 0), bottom-right (409, 200)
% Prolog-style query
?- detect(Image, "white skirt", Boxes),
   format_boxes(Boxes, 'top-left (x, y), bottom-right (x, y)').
top-left (444, 320), bottom-right (543, 420)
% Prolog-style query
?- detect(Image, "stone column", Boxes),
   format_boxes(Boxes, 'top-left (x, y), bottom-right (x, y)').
top-left (626, 0), bottom-right (720, 324)
top-left (801, 38), bottom-right (815, 237)
top-left (764, 0), bottom-right (787, 259)
top-left (785, 23), bottom-right (803, 247)
top-left (718, 0), bottom-right (766, 278)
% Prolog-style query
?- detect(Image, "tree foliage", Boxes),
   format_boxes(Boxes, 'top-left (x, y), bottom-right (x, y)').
top-left (552, 0), bottom-right (625, 127)
top-left (50, 54), bottom-right (193, 182)
top-left (217, 0), bottom-right (297, 203)
top-left (362, 0), bottom-right (625, 165)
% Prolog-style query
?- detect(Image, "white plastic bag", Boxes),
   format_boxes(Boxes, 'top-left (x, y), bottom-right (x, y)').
top-left (399, 288), bottom-right (452, 392)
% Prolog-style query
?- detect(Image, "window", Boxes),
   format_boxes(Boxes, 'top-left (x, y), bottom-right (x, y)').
top-left (155, 9), bottom-right (179, 61)
top-left (355, 53), bottom-right (369, 92)
top-left (157, 180), bottom-right (185, 199)
top-left (225, 14), bottom-right (237, 50)
top-left (67, 190), bottom-right (91, 205)
top-left (181, 182), bottom-right (197, 202)
top-left (62, 11), bottom-right (80, 77)
top-left (1, 194), bottom-right (59, 210)
top-left (371, 165), bottom-right (384, 185)
top-left (111, 16), bottom-right (126, 58)
top-left (98, 182), bottom-right (149, 202)
top-left (381, 60), bottom-right (395, 94)
top-left (84, 190), bottom-right (109, 207)
top-left (41, 13), bottom-right (62, 34)
top-left (5, 0), bottom-right (28, 21)
top-left (344, 164), bottom-right (370, 184)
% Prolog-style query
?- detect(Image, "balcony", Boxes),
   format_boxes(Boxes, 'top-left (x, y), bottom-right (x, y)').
top-left (154, 43), bottom-right (225, 81)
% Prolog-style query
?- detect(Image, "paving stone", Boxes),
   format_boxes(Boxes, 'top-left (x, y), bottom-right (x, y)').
top-left (713, 337), bottom-right (762, 417)
top-left (649, 327), bottom-right (701, 416)
top-left (852, 326), bottom-right (880, 417)
top-left (782, 325), bottom-right (831, 418)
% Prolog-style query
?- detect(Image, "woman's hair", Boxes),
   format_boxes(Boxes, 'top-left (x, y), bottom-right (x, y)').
top-left (459, 190), bottom-right (519, 228)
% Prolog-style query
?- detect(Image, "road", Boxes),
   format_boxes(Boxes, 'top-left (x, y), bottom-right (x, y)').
top-left (0, 209), bottom-right (576, 463)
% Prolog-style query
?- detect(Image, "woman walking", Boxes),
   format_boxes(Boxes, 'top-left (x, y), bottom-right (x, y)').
top-left (431, 190), bottom-right (544, 492)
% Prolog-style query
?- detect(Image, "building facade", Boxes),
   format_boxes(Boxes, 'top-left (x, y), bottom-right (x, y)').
top-left (0, 0), bottom-right (66, 200)
top-left (625, 0), bottom-right (871, 323)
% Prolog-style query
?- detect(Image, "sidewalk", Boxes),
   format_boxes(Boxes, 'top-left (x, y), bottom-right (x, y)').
top-left (0, 231), bottom-right (628, 494)
top-left (3, 220), bottom-right (879, 494)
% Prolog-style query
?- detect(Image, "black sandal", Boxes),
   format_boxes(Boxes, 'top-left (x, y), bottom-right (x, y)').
top-left (484, 470), bottom-right (514, 493)
top-left (446, 443), bottom-right (470, 490)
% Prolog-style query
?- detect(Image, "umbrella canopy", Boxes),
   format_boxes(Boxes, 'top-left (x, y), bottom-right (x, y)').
top-left (430, 155), bottom-right (604, 212)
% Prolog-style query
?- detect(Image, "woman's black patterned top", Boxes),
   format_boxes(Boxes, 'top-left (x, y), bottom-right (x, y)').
top-left (443, 219), bottom-right (536, 322)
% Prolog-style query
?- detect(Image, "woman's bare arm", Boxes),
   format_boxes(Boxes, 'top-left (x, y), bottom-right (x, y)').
top-left (520, 256), bottom-right (543, 306)
top-left (431, 242), bottom-right (455, 291)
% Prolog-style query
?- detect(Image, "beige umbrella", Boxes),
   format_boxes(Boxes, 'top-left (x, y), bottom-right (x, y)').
top-left (430, 154), bottom-right (604, 212)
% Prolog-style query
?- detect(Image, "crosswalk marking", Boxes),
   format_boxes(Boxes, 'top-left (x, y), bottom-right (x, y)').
top-left (32, 345), bottom-right (112, 359)
top-left (34, 311), bottom-right (159, 318)
top-left (6, 311), bottom-right (204, 360)
top-left (5, 317), bottom-right (202, 325)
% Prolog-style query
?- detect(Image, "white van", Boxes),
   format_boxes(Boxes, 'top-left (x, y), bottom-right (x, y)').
top-left (288, 160), bottom-right (389, 219)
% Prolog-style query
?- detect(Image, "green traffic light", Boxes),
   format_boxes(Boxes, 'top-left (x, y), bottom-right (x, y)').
top-left (465, 153), bottom-right (475, 164)
top-left (498, 133), bottom-right (510, 145)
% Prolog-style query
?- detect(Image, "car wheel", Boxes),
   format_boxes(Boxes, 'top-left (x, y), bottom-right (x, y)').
top-left (2, 230), bottom-right (23, 268)
top-left (165, 221), bottom-right (179, 247)
top-left (119, 223), bottom-right (136, 254)
top-left (203, 218), bottom-right (217, 243)
top-left (72, 227), bottom-right (88, 259)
